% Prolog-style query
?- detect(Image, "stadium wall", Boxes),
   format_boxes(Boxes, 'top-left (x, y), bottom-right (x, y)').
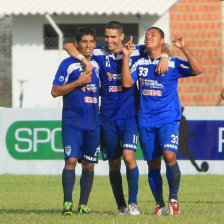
top-left (170, 0), bottom-right (223, 106)
top-left (0, 107), bottom-right (224, 175)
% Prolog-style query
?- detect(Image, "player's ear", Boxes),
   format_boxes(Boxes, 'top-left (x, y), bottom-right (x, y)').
top-left (74, 40), bottom-right (78, 48)
top-left (120, 33), bottom-right (125, 41)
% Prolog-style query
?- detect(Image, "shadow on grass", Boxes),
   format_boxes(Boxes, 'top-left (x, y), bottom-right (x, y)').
top-left (181, 200), bottom-right (224, 204)
top-left (0, 209), bottom-right (116, 215)
top-left (143, 199), bottom-right (224, 205)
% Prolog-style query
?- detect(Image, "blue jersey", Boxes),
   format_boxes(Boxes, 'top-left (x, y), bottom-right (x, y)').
top-left (131, 56), bottom-right (194, 127)
top-left (93, 45), bottom-right (145, 122)
top-left (53, 56), bottom-right (100, 130)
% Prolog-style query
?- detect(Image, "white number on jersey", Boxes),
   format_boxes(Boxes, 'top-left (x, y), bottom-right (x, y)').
top-left (171, 134), bottom-right (179, 145)
top-left (139, 67), bottom-right (148, 77)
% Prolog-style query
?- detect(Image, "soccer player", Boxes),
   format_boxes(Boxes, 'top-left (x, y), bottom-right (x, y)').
top-left (121, 27), bottom-right (202, 215)
top-left (64, 21), bottom-right (169, 215)
top-left (51, 27), bottom-right (100, 215)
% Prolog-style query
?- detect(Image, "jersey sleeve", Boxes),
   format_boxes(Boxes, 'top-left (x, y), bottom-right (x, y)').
top-left (174, 57), bottom-right (194, 78)
top-left (92, 45), bottom-right (104, 66)
top-left (135, 44), bottom-right (146, 57)
top-left (53, 60), bottom-right (68, 85)
top-left (130, 61), bottom-right (139, 83)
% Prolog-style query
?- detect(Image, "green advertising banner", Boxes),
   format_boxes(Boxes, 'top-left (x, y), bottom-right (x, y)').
top-left (6, 120), bottom-right (144, 160)
top-left (6, 121), bottom-right (64, 160)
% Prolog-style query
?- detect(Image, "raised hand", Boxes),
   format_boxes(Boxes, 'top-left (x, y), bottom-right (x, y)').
top-left (172, 33), bottom-right (185, 49)
top-left (123, 36), bottom-right (134, 56)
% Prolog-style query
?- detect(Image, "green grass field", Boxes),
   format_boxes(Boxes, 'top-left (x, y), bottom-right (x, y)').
top-left (0, 174), bottom-right (224, 224)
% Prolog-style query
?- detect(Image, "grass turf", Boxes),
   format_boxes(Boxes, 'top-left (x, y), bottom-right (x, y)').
top-left (0, 174), bottom-right (224, 224)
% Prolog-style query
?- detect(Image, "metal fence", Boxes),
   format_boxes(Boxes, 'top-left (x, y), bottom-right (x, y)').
top-left (0, 16), bottom-right (12, 107)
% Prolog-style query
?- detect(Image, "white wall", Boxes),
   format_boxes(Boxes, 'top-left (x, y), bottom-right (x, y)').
top-left (11, 13), bottom-right (170, 108)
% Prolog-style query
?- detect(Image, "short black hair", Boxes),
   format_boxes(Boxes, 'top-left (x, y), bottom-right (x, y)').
top-left (147, 27), bottom-right (164, 38)
top-left (105, 21), bottom-right (124, 34)
top-left (75, 27), bottom-right (96, 43)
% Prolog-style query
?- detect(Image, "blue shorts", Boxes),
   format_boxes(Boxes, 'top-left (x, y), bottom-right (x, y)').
top-left (101, 117), bottom-right (138, 160)
top-left (62, 124), bottom-right (100, 163)
top-left (139, 122), bottom-right (179, 161)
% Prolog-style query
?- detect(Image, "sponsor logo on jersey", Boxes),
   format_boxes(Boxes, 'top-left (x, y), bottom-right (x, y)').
top-left (65, 145), bottom-right (72, 156)
top-left (59, 76), bottom-right (64, 82)
top-left (84, 97), bottom-right (97, 103)
top-left (109, 86), bottom-right (122, 92)
top-left (164, 144), bottom-right (178, 150)
top-left (107, 72), bottom-right (121, 81)
top-left (142, 89), bottom-right (162, 96)
top-left (123, 144), bottom-right (137, 149)
top-left (143, 79), bottom-right (164, 88)
top-left (87, 84), bottom-right (97, 92)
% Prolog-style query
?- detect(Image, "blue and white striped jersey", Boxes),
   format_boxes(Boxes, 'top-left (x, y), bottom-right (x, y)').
top-left (92, 45), bottom-right (145, 122)
top-left (130, 56), bottom-right (194, 127)
top-left (53, 56), bottom-right (100, 130)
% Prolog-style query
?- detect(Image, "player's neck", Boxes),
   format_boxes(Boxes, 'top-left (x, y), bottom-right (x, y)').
top-left (148, 49), bottom-right (162, 59)
top-left (84, 55), bottom-right (91, 61)
top-left (110, 45), bottom-right (122, 55)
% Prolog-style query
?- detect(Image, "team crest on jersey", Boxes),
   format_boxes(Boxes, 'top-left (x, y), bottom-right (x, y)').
top-left (59, 76), bottom-right (64, 82)
top-left (65, 145), bottom-right (72, 156)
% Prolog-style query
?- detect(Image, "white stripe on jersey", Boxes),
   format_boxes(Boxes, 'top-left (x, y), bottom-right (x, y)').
top-left (65, 60), bottom-right (99, 84)
top-left (93, 46), bottom-right (141, 60)
top-left (93, 48), bottom-right (106, 56)
top-left (130, 48), bottom-right (141, 57)
top-left (90, 60), bottom-right (99, 69)
top-left (66, 62), bottom-right (82, 84)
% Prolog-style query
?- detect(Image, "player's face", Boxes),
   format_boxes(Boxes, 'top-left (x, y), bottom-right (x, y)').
top-left (75, 35), bottom-right (96, 58)
top-left (144, 28), bottom-right (164, 50)
top-left (104, 28), bottom-right (124, 54)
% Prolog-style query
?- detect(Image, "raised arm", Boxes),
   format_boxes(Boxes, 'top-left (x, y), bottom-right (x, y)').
top-left (64, 43), bottom-right (93, 72)
top-left (220, 88), bottom-right (224, 100)
top-left (121, 36), bottom-right (135, 88)
top-left (172, 33), bottom-right (203, 75)
top-left (51, 69), bottom-right (92, 97)
top-left (155, 42), bottom-right (170, 75)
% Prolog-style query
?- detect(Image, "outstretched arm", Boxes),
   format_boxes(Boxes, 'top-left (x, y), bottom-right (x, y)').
top-left (64, 43), bottom-right (93, 72)
top-left (172, 33), bottom-right (203, 75)
top-left (121, 36), bottom-right (135, 88)
top-left (51, 70), bottom-right (92, 97)
top-left (220, 88), bottom-right (224, 100)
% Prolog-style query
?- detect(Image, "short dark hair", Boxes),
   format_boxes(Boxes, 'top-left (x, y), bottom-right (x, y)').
top-left (105, 21), bottom-right (124, 34)
top-left (147, 27), bottom-right (164, 38)
top-left (75, 27), bottom-right (96, 43)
